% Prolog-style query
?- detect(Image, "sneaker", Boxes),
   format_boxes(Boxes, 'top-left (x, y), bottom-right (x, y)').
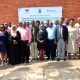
top-left (57, 58), bottom-right (60, 61)
top-left (4, 63), bottom-right (8, 67)
top-left (0, 62), bottom-right (4, 67)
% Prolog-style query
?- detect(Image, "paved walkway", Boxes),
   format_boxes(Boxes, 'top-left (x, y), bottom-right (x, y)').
top-left (0, 60), bottom-right (80, 80)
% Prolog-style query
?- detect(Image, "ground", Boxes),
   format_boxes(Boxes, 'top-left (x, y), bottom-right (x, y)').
top-left (0, 60), bottom-right (80, 80)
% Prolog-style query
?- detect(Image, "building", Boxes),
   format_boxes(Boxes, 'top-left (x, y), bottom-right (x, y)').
top-left (0, 0), bottom-right (80, 24)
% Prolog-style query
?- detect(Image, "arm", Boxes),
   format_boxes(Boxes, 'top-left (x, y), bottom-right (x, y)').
top-left (17, 31), bottom-right (21, 41)
top-left (55, 27), bottom-right (57, 43)
top-left (65, 26), bottom-right (68, 43)
top-left (8, 32), bottom-right (13, 44)
top-left (28, 28), bottom-right (32, 43)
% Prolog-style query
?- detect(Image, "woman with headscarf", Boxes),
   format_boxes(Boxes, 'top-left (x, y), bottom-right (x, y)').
top-left (8, 25), bottom-right (21, 65)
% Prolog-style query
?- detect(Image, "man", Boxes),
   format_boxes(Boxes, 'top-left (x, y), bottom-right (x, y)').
top-left (63, 18), bottom-right (70, 57)
top-left (56, 19), bottom-right (68, 61)
top-left (54, 20), bottom-right (59, 27)
top-left (34, 20), bottom-right (40, 60)
top-left (35, 20), bottom-right (40, 41)
top-left (4, 23), bottom-right (8, 31)
top-left (17, 22), bottom-right (22, 32)
top-left (63, 18), bottom-right (70, 26)
top-left (46, 20), bottom-right (50, 28)
top-left (20, 22), bottom-right (32, 63)
top-left (46, 21), bottom-right (57, 60)
top-left (8, 22), bottom-right (13, 32)
top-left (75, 17), bottom-right (80, 28)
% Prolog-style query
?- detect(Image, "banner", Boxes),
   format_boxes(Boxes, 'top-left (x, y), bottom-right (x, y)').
top-left (18, 7), bottom-right (62, 22)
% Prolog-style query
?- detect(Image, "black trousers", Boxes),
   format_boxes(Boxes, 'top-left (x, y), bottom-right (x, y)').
top-left (21, 40), bottom-right (30, 62)
top-left (46, 39), bottom-right (56, 60)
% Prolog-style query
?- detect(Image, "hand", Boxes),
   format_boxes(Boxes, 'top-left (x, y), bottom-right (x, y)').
top-left (13, 40), bottom-right (18, 44)
top-left (0, 42), bottom-right (3, 45)
top-left (54, 40), bottom-right (57, 44)
top-left (65, 41), bottom-right (68, 44)
top-left (27, 42), bottom-right (30, 46)
top-left (39, 40), bottom-right (44, 43)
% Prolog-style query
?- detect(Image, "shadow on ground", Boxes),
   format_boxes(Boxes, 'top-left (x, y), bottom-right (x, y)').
top-left (39, 61), bottom-right (73, 69)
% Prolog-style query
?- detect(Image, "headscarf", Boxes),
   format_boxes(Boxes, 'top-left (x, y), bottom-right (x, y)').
top-left (11, 25), bottom-right (17, 37)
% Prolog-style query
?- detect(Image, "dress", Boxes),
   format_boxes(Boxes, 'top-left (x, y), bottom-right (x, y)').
top-left (77, 27), bottom-right (80, 47)
top-left (0, 31), bottom-right (8, 52)
top-left (37, 30), bottom-right (48, 50)
top-left (68, 26), bottom-right (78, 53)
top-left (8, 31), bottom-right (21, 65)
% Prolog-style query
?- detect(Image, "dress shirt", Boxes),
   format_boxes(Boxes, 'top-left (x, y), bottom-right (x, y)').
top-left (20, 27), bottom-right (32, 43)
top-left (46, 26), bottom-right (56, 40)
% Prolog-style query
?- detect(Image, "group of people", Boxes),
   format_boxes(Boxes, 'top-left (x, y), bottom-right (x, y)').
top-left (0, 17), bottom-right (80, 67)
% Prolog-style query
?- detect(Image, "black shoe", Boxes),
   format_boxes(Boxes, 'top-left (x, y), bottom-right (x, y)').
top-left (47, 58), bottom-right (50, 60)
top-left (64, 58), bottom-right (66, 61)
top-left (52, 58), bottom-right (55, 60)
top-left (26, 61), bottom-right (29, 63)
top-left (57, 58), bottom-right (60, 61)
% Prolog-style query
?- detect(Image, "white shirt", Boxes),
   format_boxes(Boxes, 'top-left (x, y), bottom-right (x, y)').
top-left (46, 26), bottom-right (56, 40)
top-left (17, 27), bottom-right (22, 33)
top-left (59, 26), bottom-right (63, 38)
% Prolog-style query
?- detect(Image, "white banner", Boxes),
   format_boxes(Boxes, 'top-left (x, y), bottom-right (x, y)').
top-left (18, 7), bottom-right (62, 22)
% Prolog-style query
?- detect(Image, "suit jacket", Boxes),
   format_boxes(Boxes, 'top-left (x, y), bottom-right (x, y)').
top-left (55, 25), bottom-right (68, 42)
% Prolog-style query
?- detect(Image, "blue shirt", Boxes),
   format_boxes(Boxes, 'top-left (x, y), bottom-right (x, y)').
top-left (46, 25), bottom-right (56, 40)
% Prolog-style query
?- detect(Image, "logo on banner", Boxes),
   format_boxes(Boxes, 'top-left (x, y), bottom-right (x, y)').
top-left (25, 9), bottom-right (29, 14)
top-left (38, 9), bottom-right (41, 13)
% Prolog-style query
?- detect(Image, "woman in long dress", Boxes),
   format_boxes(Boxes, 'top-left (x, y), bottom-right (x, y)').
top-left (67, 19), bottom-right (78, 59)
top-left (8, 25), bottom-right (21, 65)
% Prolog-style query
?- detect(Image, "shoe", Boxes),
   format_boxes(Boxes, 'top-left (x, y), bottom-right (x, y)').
top-left (51, 57), bottom-right (55, 60)
top-left (47, 58), bottom-right (50, 60)
top-left (26, 61), bottom-right (29, 63)
top-left (64, 58), bottom-right (66, 61)
top-left (57, 58), bottom-right (60, 61)
top-left (0, 62), bottom-right (4, 67)
top-left (4, 63), bottom-right (8, 66)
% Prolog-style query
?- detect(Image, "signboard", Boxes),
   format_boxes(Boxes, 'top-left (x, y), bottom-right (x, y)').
top-left (18, 7), bottom-right (62, 22)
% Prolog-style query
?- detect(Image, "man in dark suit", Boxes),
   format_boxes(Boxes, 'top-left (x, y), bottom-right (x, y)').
top-left (55, 19), bottom-right (68, 61)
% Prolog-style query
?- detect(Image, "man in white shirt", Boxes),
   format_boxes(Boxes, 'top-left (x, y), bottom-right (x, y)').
top-left (46, 21), bottom-right (57, 60)
top-left (17, 22), bottom-right (22, 33)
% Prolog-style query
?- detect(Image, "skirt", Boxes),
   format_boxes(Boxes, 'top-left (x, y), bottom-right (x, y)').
top-left (0, 44), bottom-right (7, 52)
top-left (37, 41), bottom-right (46, 50)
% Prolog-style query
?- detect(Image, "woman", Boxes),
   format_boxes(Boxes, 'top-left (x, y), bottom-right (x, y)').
top-left (0, 24), bottom-right (8, 67)
top-left (77, 26), bottom-right (80, 58)
top-left (8, 25), bottom-right (21, 65)
top-left (67, 19), bottom-right (78, 59)
top-left (37, 25), bottom-right (48, 61)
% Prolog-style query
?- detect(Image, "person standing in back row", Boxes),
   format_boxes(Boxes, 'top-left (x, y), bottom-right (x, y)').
top-left (46, 21), bottom-right (57, 60)
top-left (56, 19), bottom-right (68, 61)
top-left (20, 22), bottom-right (32, 63)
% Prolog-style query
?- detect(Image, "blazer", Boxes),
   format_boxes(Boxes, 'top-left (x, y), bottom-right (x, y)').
top-left (55, 25), bottom-right (68, 42)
